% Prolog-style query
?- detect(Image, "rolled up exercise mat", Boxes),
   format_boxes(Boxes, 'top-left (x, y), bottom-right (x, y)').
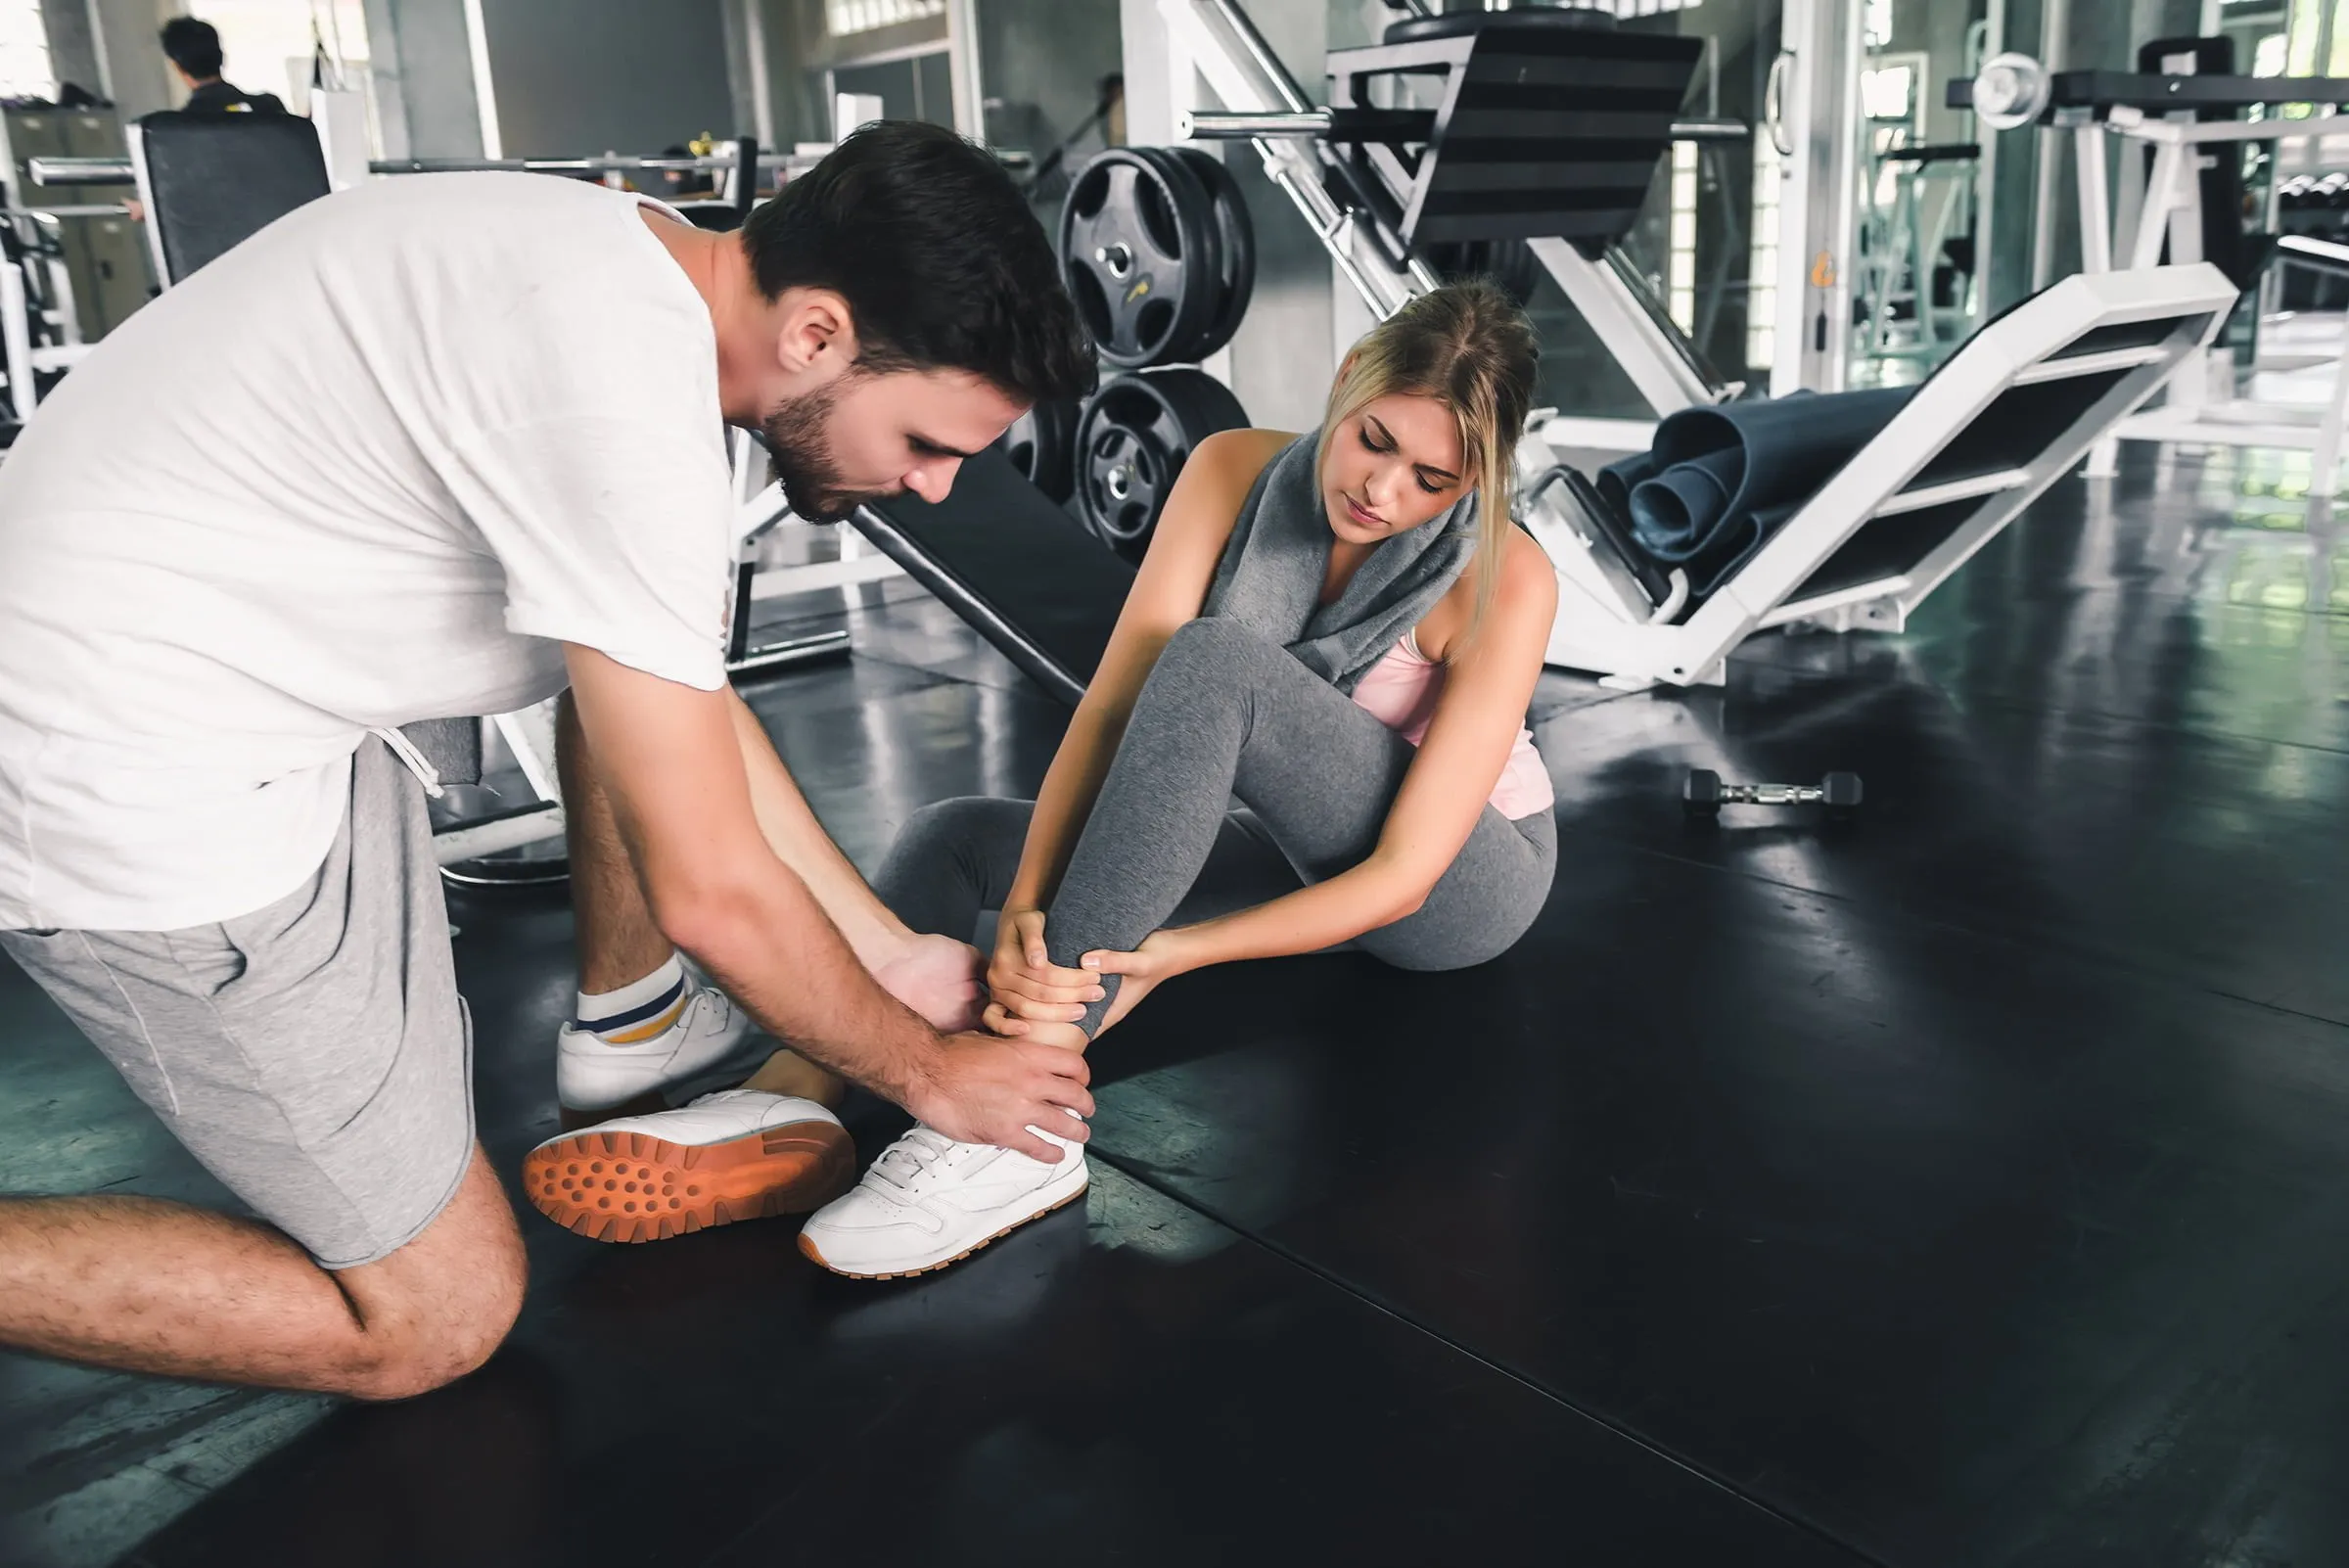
top-left (1596, 386), bottom-right (1917, 598)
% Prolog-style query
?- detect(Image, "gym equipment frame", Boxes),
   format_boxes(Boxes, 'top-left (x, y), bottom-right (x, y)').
top-left (1524, 263), bottom-right (2234, 686)
top-left (1161, 0), bottom-right (2231, 688)
top-left (1946, 62), bottom-right (2349, 480)
top-left (1163, 0), bottom-right (1742, 454)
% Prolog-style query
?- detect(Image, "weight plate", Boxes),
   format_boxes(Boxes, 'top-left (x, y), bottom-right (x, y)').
top-left (1125, 147), bottom-right (1227, 366)
top-left (1971, 51), bottom-right (2050, 132)
top-left (994, 397), bottom-right (1082, 502)
top-left (1076, 367), bottom-right (1250, 561)
top-left (1059, 148), bottom-right (1221, 370)
top-left (1170, 147), bottom-right (1257, 361)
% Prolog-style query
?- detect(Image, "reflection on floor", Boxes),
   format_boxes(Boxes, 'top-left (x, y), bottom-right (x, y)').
top-left (7, 446), bottom-right (2349, 1566)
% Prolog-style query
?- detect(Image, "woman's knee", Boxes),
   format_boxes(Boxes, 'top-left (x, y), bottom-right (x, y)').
top-left (1359, 892), bottom-right (1544, 974)
top-left (1137, 619), bottom-right (1276, 719)
top-left (1158, 616), bottom-right (1276, 676)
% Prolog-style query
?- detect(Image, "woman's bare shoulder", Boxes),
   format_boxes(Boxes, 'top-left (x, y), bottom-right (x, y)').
top-left (1190, 427), bottom-right (1302, 497)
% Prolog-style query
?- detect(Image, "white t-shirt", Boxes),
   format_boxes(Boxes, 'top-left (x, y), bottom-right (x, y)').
top-left (0, 173), bottom-right (734, 931)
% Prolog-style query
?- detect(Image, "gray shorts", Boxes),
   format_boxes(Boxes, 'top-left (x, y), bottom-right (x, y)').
top-left (0, 740), bottom-right (474, 1269)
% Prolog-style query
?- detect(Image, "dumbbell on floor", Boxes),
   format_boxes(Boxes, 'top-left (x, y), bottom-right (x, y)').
top-left (1682, 768), bottom-right (1864, 819)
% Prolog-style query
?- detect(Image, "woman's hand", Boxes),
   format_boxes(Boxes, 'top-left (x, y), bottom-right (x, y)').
top-left (1060, 927), bottom-right (1204, 1035)
top-left (987, 907), bottom-right (1103, 1032)
top-left (1081, 927), bottom-right (1200, 988)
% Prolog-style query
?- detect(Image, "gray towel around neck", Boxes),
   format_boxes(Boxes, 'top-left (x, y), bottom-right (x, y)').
top-left (1201, 434), bottom-right (1480, 695)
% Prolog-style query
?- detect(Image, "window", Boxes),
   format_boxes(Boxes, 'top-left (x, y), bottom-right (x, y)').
top-left (1747, 130), bottom-right (1782, 372)
top-left (1864, 0), bottom-right (1894, 50)
top-left (0, 0), bottom-right (54, 101)
top-left (194, 0), bottom-right (372, 115)
top-left (1667, 139), bottom-right (1698, 332)
top-left (827, 0), bottom-right (945, 35)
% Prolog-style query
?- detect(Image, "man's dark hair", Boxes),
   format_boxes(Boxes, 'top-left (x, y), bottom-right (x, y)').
top-left (740, 120), bottom-right (1095, 406)
top-left (160, 18), bottom-right (225, 80)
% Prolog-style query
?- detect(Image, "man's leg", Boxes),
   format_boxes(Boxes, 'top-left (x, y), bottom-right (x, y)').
top-left (556, 691), bottom-right (979, 1110)
top-left (559, 690), bottom-right (917, 993)
top-left (0, 1146), bottom-right (521, 1398)
top-left (0, 740), bottom-right (518, 1395)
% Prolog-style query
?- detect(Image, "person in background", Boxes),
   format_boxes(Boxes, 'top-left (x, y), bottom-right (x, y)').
top-left (120, 20), bottom-right (291, 223)
top-left (161, 17), bottom-right (287, 116)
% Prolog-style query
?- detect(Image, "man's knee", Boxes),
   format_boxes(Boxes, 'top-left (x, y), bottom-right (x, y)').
top-left (346, 1288), bottom-right (521, 1402)
top-left (339, 1153), bottom-right (527, 1401)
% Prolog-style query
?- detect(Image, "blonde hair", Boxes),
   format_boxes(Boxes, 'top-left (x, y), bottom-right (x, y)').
top-left (1316, 280), bottom-right (1539, 631)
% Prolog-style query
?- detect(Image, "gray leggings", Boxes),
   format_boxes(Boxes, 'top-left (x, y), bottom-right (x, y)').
top-left (874, 617), bottom-right (1558, 1036)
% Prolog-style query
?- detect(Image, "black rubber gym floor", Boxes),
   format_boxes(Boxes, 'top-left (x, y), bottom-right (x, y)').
top-left (6, 448), bottom-right (2346, 1566)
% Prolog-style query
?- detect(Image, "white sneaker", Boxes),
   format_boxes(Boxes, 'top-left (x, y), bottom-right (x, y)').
top-left (798, 1125), bottom-right (1088, 1280)
top-left (524, 1088), bottom-right (854, 1244)
top-left (555, 987), bottom-right (764, 1116)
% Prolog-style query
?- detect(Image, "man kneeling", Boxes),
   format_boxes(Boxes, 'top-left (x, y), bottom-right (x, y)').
top-left (0, 122), bottom-right (1096, 1397)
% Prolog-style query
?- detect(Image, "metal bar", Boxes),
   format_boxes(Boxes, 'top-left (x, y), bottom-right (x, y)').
top-left (1872, 467), bottom-right (2028, 517)
top-left (26, 157), bottom-right (134, 185)
top-left (0, 264), bottom-right (33, 422)
top-left (1182, 108), bottom-right (1751, 143)
top-left (1160, 0), bottom-right (1423, 320)
top-left (372, 154), bottom-right (785, 174)
top-left (2049, 69), bottom-right (2349, 111)
top-left (433, 802), bottom-right (566, 864)
top-left (1180, 109), bottom-right (1331, 138)
top-left (1527, 237), bottom-right (1717, 414)
top-left (2280, 232), bottom-right (2349, 270)
top-left (727, 626), bottom-right (852, 679)
top-left (2075, 121), bottom-right (2111, 274)
top-left (2010, 345), bottom-right (2171, 383)
top-left (2128, 141), bottom-right (2185, 271)
top-left (2105, 113), bottom-right (2336, 146)
top-left (1670, 117), bottom-right (1752, 143)
top-left (35, 145), bottom-right (1031, 192)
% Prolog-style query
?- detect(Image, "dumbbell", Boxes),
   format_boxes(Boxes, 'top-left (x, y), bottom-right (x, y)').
top-left (1681, 768), bottom-right (1864, 819)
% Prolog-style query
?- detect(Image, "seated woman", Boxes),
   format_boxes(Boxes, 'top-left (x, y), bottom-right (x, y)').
top-left (530, 283), bottom-right (1554, 1270)
top-left (793, 280), bottom-right (1559, 1276)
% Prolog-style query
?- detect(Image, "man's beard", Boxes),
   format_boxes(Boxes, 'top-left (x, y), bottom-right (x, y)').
top-left (762, 384), bottom-right (884, 524)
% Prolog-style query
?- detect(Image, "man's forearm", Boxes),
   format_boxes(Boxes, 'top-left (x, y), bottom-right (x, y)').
top-left (727, 692), bottom-right (912, 968)
top-left (669, 861), bottom-right (939, 1104)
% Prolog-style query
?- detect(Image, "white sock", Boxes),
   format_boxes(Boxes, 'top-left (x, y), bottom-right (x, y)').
top-left (575, 952), bottom-right (688, 1042)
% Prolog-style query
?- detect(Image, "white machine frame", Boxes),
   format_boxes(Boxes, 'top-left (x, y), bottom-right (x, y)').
top-left (2072, 104), bottom-right (2349, 478)
top-left (0, 210), bottom-right (95, 425)
top-left (1525, 264), bottom-right (2234, 686)
top-left (1161, 0), bottom-right (2231, 687)
top-left (1161, 0), bottom-right (1729, 455)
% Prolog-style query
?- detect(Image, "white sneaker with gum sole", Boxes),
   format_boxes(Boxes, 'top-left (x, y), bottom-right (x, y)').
top-left (798, 1125), bottom-right (1088, 1279)
top-left (555, 987), bottom-right (763, 1118)
top-left (525, 1089), bottom-right (854, 1243)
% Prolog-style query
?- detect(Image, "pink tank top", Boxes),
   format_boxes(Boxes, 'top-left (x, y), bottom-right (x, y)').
top-left (1349, 631), bottom-right (1554, 820)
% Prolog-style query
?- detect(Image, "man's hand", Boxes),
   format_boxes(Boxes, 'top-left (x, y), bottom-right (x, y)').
top-left (988, 907), bottom-right (1103, 1031)
top-left (905, 1032), bottom-right (1094, 1161)
top-left (873, 932), bottom-right (987, 1033)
